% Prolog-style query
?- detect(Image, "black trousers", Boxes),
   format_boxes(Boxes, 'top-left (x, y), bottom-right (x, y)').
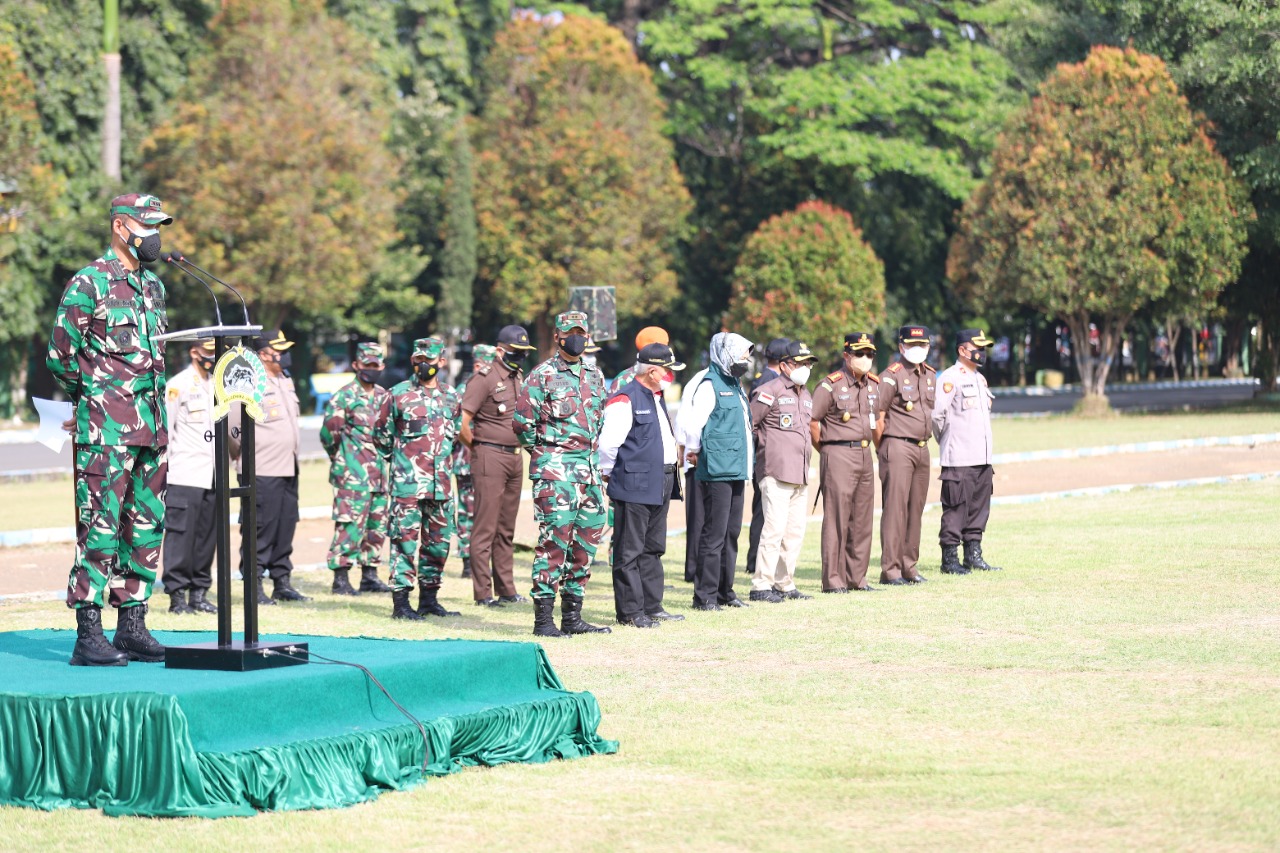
top-left (683, 469), bottom-right (704, 583)
top-left (694, 479), bottom-right (745, 608)
top-left (611, 472), bottom-right (674, 620)
top-left (162, 484), bottom-right (217, 593)
top-left (939, 464), bottom-right (994, 546)
top-left (745, 470), bottom-right (764, 574)
top-left (240, 474), bottom-right (299, 581)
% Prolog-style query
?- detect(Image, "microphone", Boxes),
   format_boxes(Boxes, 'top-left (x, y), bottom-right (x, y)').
top-left (167, 250), bottom-right (251, 326)
top-left (162, 251), bottom-right (223, 326)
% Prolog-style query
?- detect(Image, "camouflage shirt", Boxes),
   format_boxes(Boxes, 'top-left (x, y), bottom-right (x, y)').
top-left (450, 376), bottom-right (472, 478)
top-left (46, 248), bottom-right (169, 448)
top-left (320, 379), bottom-right (392, 492)
top-left (514, 353), bottom-right (606, 484)
top-left (382, 377), bottom-right (461, 500)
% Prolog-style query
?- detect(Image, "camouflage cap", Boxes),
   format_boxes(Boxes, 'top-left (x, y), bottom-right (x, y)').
top-left (413, 336), bottom-right (445, 360)
top-left (473, 344), bottom-right (497, 363)
top-left (109, 193), bottom-right (173, 226)
top-left (355, 342), bottom-right (384, 366)
top-left (556, 311), bottom-right (589, 334)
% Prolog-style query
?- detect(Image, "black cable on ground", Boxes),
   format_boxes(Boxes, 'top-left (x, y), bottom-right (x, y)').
top-left (261, 647), bottom-right (431, 773)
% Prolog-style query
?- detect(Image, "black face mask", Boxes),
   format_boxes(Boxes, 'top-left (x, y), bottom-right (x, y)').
top-left (278, 351), bottom-right (293, 375)
top-left (198, 357), bottom-right (216, 372)
top-left (123, 226), bottom-right (162, 263)
top-left (729, 362), bottom-right (750, 378)
top-left (970, 348), bottom-right (988, 367)
top-left (357, 369), bottom-right (383, 385)
top-left (559, 334), bottom-right (588, 357)
top-left (416, 363), bottom-right (439, 381)
top-left (501, 351), bottom-right (526, 372)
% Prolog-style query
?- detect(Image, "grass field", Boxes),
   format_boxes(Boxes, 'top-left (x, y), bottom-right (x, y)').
top-left (2, 478), bottom-right (1278, 851)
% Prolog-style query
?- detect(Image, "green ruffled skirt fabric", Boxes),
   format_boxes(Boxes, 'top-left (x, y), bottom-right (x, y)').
top-left (0, 631), bottom-right (616, 817)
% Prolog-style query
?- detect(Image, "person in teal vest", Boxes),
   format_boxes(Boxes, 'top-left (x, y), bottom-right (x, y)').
top-left (681, 331), bottom-right (755, 611)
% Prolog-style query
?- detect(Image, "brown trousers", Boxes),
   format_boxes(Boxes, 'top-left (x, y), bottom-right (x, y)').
top-left (819, 443), bottom-right (875, 590)
top-left (470, 444), bottom-right (523, 601)
top-left (878, 438), bottom-right (930, 581)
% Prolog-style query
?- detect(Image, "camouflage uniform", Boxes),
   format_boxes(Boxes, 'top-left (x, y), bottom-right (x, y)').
top-left (451, 344), bottom-right (497, 564)
top-left (382, 338), bottom-right (461, 592)
top-left (48, 244), bottom-right (169, 610)
top-left (514, 314), bottom-right (608, 599)
top-left (321, 343), bottom-right (392, 574)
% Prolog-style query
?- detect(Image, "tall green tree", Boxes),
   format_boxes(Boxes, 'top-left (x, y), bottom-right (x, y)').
top-left (948, 46), bottom-right (1251, 407)
top-left (728, 201), bottom-right (885, 360)
top-left (142, 0), bottom-right (409, 331)
top-left (472, 12), bottom-right (692, 353)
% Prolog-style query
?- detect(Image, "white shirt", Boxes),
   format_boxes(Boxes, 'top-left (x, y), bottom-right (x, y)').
top-left (680, 371), bottom-right (753, 480)
top-left (598, 387), bottom-right (676, 477)
top-left (165, 364), bottom-right (215, 489)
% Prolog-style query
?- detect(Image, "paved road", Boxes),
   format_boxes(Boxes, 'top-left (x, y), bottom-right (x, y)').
top-left (0, 382), bottom-right (1260, 473)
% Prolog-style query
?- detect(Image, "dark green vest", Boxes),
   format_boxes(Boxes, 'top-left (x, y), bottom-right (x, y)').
top-left (695, 368), bottom-right (750, 482)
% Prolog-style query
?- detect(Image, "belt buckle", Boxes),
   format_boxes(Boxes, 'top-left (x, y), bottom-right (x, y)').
top-left (860, 439), bottom-right (869, 448)
top-left (917, 440), bottom-right (926, 447)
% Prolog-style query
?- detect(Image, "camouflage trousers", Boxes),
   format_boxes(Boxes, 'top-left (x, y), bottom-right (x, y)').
top-left (388, 496), bottom-right (455, 592)
top-left (530, 479), bottom-right (606, 599)
top-left (326, 487), bottom-right (388, 571)
top-left (68, 444), bottom-right (167, 609)
top-left (454, 475), bottom-right (474, 559)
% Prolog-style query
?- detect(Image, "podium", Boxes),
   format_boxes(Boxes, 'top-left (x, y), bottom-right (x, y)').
top-left (154, 325), bottom-right (309, 671)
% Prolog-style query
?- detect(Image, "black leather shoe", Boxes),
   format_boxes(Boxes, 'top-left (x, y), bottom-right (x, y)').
top-left (618, 614), bottom-right (661, 628)
top-left (777, 588), bottom-right (812, 600)
top-left (823, 587), bottom-right (850, 594)
top-left (852, 585), bottom-right (878, 592)
top-left (940, 544), bottom-right (969, 575)
top-left (475, 597), bottom-right (505, 608)
top-left (331, 568), bottom-right (359, 596)
top-left (722, 597), bottom-right (750, 608)
top-left (647, 609), bottom-right (685, 621)
top-left (533, 596), bottom-right (571, 637)
top-left (964, 540), bottom-right (1003, 571)
top-left (880, 577), bottom-right (908, 586)
top-left (112, 604), bottom-right (165, 662)
top-left (749, 589), bottom-right (784, 603)
top-left (905, 574), bottom-right (928, 584)
top-left (272, 577), bottom-right (310, 602)
top-left (188, 588), bottom-right (218, 613)
top-left (560, 592), bottom-right (611, 634)
top-left (359, 566), bottom-right (393, 593)
top-left (69, 606), bottom-right (128, 667)
top-left (417, 585), bottom-right (461, 617)
top-left (256, 576), bottom-right (277, 605)
top-left (391, 589), bottom-right (425, 621)
top-left (169, 591), bottom-right (194, 614)
top-left (692, 601), bottom-right (723, 611)
top-left (499, 593), bottom-right (528, 604)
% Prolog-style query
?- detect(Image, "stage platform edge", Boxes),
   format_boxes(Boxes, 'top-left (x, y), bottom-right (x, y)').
top-left (0, 630), bottom-right (617, 817)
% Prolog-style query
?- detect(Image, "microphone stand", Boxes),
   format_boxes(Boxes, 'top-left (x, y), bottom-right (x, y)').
top-left (162, 253), bottom-right (223, 326)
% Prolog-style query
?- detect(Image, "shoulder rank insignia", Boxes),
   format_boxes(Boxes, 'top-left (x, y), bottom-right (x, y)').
top-left (826, 371), bottom-right (843, 382)
top-left (887, 362), bottom-right (902, 373)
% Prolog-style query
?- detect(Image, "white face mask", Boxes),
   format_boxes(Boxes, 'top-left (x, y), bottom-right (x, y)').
top-left (788, 365), bottom-right (811, 385)
top-left (658, 377), bottom-right (674, 392)
top-left (851, 354), bottom-right (874, 374)
top-left (902, 345), bottom-right (929, 365)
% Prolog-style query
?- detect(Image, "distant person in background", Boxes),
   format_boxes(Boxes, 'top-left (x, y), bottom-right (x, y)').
top-left (933, 329), bottom-right (1003, 575)
top-left (320, 342), bottom-right (393, 597)
top-left (611, 326), bottom-right (670, 392)
top-left (745, 337), bottom-right (792, 576)
top-left (162, 338), bottom-right (219, 615)
top-left (451, 343), bottom-right (497, 581)
top-left (233, 329), bottom-right (306, 604)
top-left (673, 357), bottom-right (709, 585)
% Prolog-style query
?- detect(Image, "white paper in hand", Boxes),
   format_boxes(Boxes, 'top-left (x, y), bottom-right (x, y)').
top-left (32, 397), bottom-right (75, 454)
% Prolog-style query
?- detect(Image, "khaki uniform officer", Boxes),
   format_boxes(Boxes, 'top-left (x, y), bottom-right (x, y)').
top-left (810, 332), bottom-right (882, 593)
top-left (877, 325), bottom-right (936, 585)
top-left (933, 328), bottom-right (1003, 574)
top-left (748, 340), bottom-right (817, 603)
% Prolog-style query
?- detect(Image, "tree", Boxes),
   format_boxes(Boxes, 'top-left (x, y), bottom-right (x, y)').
top-left (728, 201), bottom-right (885, 360)
top-left (948, 46), bottom-right (1251, 408)
top-left (142, 0), bottom-right (408, 331)
top-left (472, 12), bottom-right (692, 354)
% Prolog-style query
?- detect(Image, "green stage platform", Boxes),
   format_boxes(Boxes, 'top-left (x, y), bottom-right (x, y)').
top-left (0, 630), bottom-right (617, 817)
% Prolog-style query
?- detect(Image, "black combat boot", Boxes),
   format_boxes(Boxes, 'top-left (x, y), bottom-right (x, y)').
top-left (331, 568), bottom-right (359, 596)
top-left (964, 540), bottom-right (1003, 571)
top-left (188, 588), bottom-right (218, 614)
top-left (69, 606), bottom-right (128, 667)
top-left (940, 544), bottom-right (969, 575)
top-left (169, 591), bottom-right (194, 615)
top-left (560, 592), bottom-right (611, 635)
top-left (460, 557), bottom-right (472, 579)
top-left (417, 584), bottom-right (460, 617)
top-left (256, 575), bottom-right (277, 606)
top-left (359, 566), bottom-right (392, 593)
top-left (532, 596), bottom-right (570, 638)
top-left (112, 604), bottom-right (165, 662)
top-left (391, 589), bottom-right (425, 621)
top-left (272, 574), bottom-right (310, 602)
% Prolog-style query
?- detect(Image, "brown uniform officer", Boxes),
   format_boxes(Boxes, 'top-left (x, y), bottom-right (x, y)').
top-left (460, 325), bottom-right (536, 606)
top-left (877, 324), bottom-right (936, 585)
top-left (810, 332), bottom-right (883, 592)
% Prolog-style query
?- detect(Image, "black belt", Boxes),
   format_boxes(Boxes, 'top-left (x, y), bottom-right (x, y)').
top-left (888, 435), bottom-right (928, 447)
top-left (821, 439), bottom-right (870, 448)
top-left (475, 440), bottom-right (519, 454)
